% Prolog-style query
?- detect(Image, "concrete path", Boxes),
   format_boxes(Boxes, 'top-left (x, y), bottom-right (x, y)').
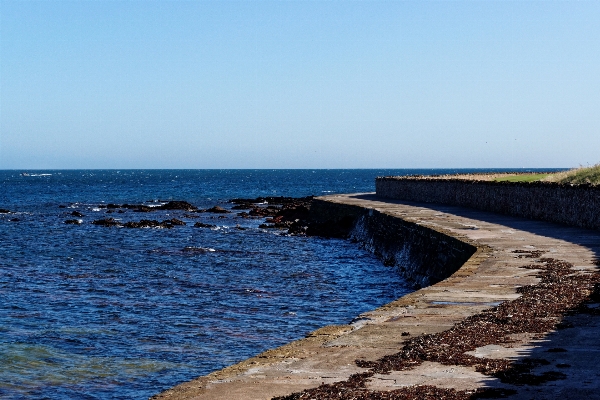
top-left (153, 194), bottom-right (600, 400)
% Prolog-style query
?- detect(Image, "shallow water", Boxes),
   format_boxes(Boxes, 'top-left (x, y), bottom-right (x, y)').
top-left (0, 169), bottom-right (553, 399)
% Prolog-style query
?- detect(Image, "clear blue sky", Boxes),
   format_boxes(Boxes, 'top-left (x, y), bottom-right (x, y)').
top-left (1, 1), bottom-right (598, 169)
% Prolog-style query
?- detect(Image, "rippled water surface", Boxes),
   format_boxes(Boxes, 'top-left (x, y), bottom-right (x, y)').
top-left (0, 169), bottom-right (549, 399)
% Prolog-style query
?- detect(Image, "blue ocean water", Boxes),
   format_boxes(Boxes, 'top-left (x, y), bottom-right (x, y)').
top-left (0, 169), bottom-right (555, 399)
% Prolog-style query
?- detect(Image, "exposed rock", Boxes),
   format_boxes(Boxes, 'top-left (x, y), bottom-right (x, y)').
top-left (133, 205), bottom-right (153, 212)
top-left (249, 206), bottom-right (279, 217)
top-left (157, 201), bottom-right (198, 211)
top-left (124, 219), bottom-right (161, 228)
top-left (64, 219), bottom-right (82, 225)
top-left (0, 208), bottom-right (11, 213)
top-left (92, 218), bottom-right (121, 227)
top-left (229, 196), bottom-right (316, 236)
top-left (231, 203), bottom-right (254, 210)
top-left (70, 211), bottom-right (84, 217)
top-left (164, 218), bottom-right (186, 226)
top-left (194, 222), bottom-right (216, 228)
top-left (204, 206), bottom-right (230, 214)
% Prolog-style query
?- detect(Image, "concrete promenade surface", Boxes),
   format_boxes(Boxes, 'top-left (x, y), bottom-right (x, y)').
top-left (153, 194), bottom-right (600, 400)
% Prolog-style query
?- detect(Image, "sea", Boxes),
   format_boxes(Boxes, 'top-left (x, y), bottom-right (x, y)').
top-left (0, 169), bottom-right (556, 399)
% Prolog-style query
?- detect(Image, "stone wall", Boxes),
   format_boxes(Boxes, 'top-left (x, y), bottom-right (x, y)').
top-left (310, 199), bottom-right (476, 287)
top-left (376, 178), bottom-right (600, 231)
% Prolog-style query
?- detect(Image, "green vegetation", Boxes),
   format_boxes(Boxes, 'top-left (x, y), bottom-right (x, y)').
top-left (494, 174), bottom-right (549, 183)
top-left (490, 165), bottom-right (600, 185)
top-left (544, 164), bottom-right (600, 185)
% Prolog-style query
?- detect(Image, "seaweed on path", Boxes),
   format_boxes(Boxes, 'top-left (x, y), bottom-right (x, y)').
top-left (274, 256), bottom-right (600, 399)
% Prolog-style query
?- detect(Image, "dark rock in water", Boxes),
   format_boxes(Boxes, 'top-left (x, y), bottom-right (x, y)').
top-left (157, 201), bottom-right (198, 211)
top-left (120, 203), bottom-right (153, 212)
top-left (123, 219), bottom-right (161, 228)
top-left (249, 206), bottom-right (279, 217)
top-left (9, 218), bottom-right (21, 222)
top-left (106, 204), bottom-right (120, 209)
top-left (204, 206), bottom-right (230, 214)
top-left (58, 205), bottom-right (67, 209)
top-left (228, 195), bottom-right (316, 236)
top-left (98, 205), bottom-right (107, 209)
top-left (231, 203), bottom-right (254, 210)
top-left (92, 218), bottom-right (121, 227)
top-left (106, 210), bottom-right (114, 214)
top-left (65, 219), bottom-right (82, 225)
top-left (163, 218), bottom-right (186, 226)
top-left (229, 195), bottom-right (356, 238)
top-left (194, 222), bottom-right (216, 228)
top-left (275, 205), bottom-right (309, 221)
top-left (0, 208), bottom-right (11, 214)
top-left (288, 221), bottom-right (308, 235)
top-left (258, 223), bottom-right (269, 229)
top-left (71, 211), bottom-right (84, 217)
top-left (133, 205), bottom-right (153, 212)
top-left (234, 225), bottom-right (246, 230)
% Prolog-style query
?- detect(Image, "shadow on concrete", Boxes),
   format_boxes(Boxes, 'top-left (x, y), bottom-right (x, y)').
top-left (480, 309), bottom-right (600, 399)
top-left (348, 193), bottom-right (600, 258)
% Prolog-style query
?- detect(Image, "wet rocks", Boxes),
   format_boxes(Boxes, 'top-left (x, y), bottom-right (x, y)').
top-left (64, 219), bottom-right (82, 225)
top-left (99, 201), bottom-right (198, 213)
top-left (249, 206), bottom-right (279, 217)
top-left (230, 196), bottom-right (316, 235)
top-left (92, 218), bottom-right (121, 227)
top-left (194, 222), bottom-right (216, 228)
top-left (71, 211), bottom-right (84, 217)
top-left (157, 201), bottom-right (198, 211)
top-left (0, 208), bottom-right (11, 214)
top-left (203, 206), bottom-right (230, 214)
top-left (132, 205), bottom-right (154, 212)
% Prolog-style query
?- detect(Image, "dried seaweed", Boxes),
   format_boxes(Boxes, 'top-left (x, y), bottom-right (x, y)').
top-left (273, 257), bottom-right (600, 399)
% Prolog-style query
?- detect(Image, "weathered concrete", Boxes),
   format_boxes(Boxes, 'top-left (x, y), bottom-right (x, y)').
top-left (152, 193), bottom-right (600, 400)
top-left (377, 176), bottom-right (600, 230)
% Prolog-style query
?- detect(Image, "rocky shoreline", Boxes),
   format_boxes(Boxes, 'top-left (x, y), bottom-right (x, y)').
top-left (42, 196), bottom-right (354, 238)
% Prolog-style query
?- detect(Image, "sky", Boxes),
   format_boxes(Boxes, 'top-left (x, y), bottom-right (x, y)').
top-left (1, 1), bottom-right (599, 169)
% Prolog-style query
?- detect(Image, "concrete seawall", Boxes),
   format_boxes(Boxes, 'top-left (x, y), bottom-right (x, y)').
top-left (310, 198), bottom-right (476, 288)
top-left (153, 193), bottom-right (600, 400)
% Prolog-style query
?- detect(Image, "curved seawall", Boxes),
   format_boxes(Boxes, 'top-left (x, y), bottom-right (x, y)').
top-left (310, 198), bottom-right (476, 288)
top-left (154, 193), bottom-right (600, 400)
